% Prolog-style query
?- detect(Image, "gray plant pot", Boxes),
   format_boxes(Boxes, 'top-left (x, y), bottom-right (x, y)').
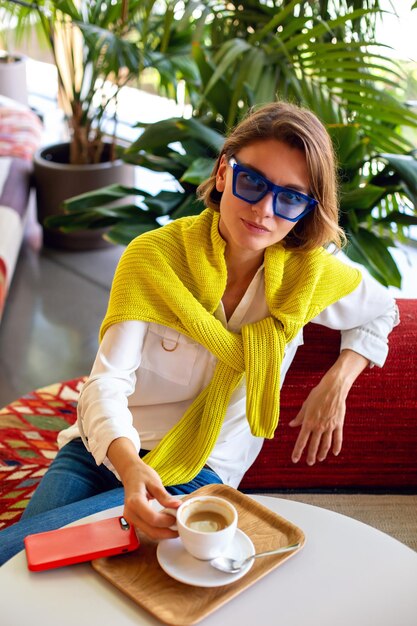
top-left (34, 141), bottom-right (135, 250)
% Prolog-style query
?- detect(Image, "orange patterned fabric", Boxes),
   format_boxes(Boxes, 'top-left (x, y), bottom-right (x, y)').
top-left (0, 378), bottom-right (85, 529)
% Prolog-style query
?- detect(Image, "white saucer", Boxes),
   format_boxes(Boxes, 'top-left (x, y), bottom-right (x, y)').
top-left (156, 528), bottom-right (255, 587)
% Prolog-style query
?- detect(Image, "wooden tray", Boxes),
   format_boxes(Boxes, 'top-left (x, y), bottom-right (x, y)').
top-left (91, 484), bottom-right (305, 625)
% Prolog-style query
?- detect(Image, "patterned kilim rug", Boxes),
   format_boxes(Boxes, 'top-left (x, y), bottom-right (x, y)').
top-left (0, 377), bottom-right (85, 530)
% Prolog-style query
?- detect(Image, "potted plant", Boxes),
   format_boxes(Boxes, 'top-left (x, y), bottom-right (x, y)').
top-left (0, 0), bottom-right (195, 248)
top-left (47, 0), bottom-right (417, 284)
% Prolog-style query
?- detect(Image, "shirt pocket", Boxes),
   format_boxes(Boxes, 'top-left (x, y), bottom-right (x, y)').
top-left (140, 323), bottom-right (199, 386)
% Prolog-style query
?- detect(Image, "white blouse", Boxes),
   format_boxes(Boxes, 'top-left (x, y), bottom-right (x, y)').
top-left (58, 265), bottom-right (399, 488)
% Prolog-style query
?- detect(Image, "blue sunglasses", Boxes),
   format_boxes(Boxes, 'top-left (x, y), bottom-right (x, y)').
top-left (229, 157), bottom-right (317, 222)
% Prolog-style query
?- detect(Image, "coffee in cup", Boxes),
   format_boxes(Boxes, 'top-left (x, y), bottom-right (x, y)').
top-left (162, 495), bottom-right (237, 560)
top-left (185, 510), bottom-right (229, 533)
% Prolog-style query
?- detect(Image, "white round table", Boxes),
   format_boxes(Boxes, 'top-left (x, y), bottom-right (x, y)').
top-left (1, 496), bottom-right (416, 626)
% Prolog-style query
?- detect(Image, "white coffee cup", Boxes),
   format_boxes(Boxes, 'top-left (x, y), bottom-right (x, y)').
top-left (163, 495), bottom-right (238, 560)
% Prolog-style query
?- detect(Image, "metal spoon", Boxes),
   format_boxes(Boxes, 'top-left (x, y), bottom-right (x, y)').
top-left (210, 542), bottom-right (301, 574)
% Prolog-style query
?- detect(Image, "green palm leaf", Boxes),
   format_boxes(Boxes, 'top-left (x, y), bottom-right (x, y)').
top-left (346, 228), bottom-right (402, 287)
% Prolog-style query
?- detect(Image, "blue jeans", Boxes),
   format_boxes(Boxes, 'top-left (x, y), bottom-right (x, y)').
top-left (0, 438), bottom-right (222, 566)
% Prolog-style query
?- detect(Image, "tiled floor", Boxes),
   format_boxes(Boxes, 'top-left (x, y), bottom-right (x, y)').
top-left (0, 233), bottom-right (124, 406)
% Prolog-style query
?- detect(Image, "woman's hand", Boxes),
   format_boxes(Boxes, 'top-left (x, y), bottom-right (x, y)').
top-left (289, 376), bottom-right (346, 465)
top-left (107, 437), bottom-right (182, 540)
top-left (289, 349), bottom-right (369, 465)
top-left (122, 461), bottom-right (181, 540)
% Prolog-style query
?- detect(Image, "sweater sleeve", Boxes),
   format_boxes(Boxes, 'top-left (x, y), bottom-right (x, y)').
top-left (77, 320), bottom-right (148, 466)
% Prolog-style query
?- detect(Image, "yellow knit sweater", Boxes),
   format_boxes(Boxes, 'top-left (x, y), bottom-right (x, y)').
top-left (100, 208), bottom-right (361, 485)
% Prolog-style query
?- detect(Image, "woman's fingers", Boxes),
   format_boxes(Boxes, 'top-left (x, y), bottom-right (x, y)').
top-left (291, 424), bottom-right (310, 463)
top-left (317, 430), bottom-right (333, 462)
top-left (148, 482), bottom-right (181, 511)
top-left (124, 493), bottom-right (179, 540)
top-left (126, 510), bottom-right (178, 540)
top-left (332, 426), bottom-right (343, 457)
top-left (122, 465), bottom-right (181, 540)
top-left (291, 415), bottom-right (344, 464)
top-left (305, 430), bottom-right (323, 466)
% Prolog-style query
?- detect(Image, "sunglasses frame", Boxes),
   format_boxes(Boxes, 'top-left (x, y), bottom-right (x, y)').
top-left (228, 157), bottom-right (317, 222)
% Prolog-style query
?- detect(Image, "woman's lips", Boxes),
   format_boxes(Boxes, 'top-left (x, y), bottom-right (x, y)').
top-left (241, 218), bottom-right (270, 233)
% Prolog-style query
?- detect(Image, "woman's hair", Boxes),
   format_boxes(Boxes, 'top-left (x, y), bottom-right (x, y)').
top-left (197, 101), bottom-right (345, 251)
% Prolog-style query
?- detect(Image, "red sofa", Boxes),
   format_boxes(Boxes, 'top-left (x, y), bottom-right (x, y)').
top-left (240, 298), bottom-right (417, 492)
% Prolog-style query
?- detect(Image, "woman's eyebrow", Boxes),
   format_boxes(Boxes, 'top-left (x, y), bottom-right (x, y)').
top-left (238, 159), bottom-right (310, 194)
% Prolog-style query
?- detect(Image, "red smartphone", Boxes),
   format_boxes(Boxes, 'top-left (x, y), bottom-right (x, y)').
top-left (24, 515), bottom-right (140, 571)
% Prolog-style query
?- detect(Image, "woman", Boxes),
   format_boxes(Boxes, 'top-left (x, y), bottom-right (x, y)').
top-left (0, 101), bottom-right (398, 563)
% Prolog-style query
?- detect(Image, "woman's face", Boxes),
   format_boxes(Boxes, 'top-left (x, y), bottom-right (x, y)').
top-left (216, 138), bottom-right (311, 260)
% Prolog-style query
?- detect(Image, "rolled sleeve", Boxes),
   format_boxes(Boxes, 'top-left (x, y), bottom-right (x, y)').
top-left (340, 306), bottom-right (399, 367)
top-left (312, 269), bottom-right (400, 367)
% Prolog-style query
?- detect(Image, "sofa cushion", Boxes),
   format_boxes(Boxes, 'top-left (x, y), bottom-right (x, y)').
top-left (0, 95), bottom-right (42, 162)
top-left (0, 96), bottom-right (42, 321)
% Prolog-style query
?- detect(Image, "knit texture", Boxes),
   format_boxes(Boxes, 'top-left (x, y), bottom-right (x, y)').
top-left (100, 208), bottom-right (361, 485)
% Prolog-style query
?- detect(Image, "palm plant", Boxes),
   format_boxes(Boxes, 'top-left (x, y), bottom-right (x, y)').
top-left (45, 0), bottom-right (417, 286)
top-left (0, 0), bottom-right (196, 164)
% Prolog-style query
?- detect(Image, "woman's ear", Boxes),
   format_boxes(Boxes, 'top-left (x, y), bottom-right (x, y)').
top-left (215, 155), bottom-right (227, 192)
